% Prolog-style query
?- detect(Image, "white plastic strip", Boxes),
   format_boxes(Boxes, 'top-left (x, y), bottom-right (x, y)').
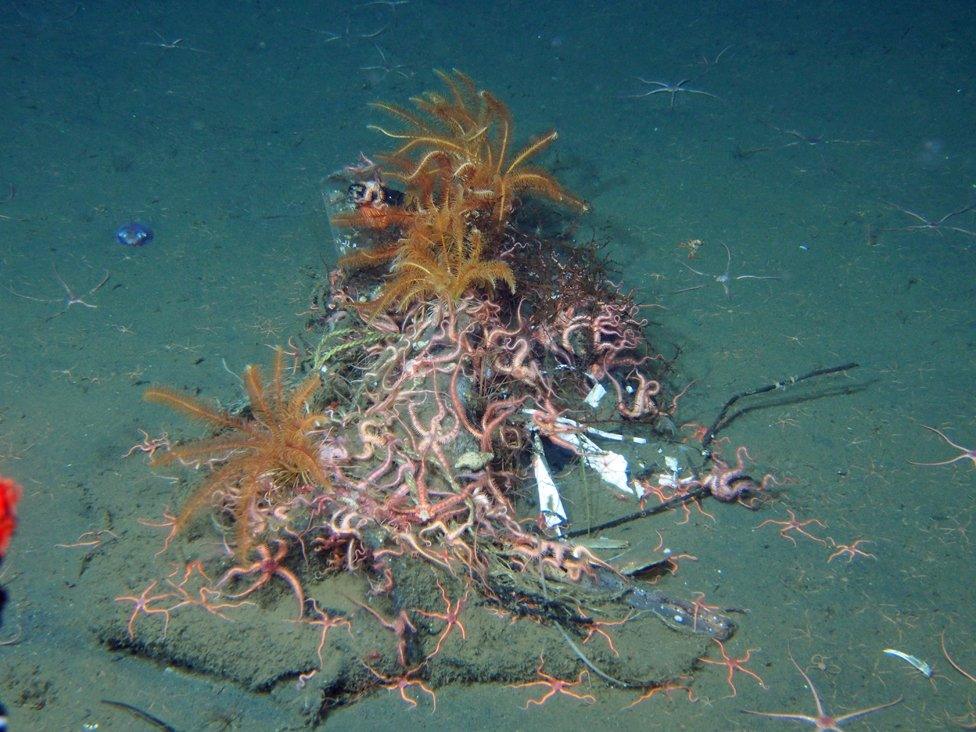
top-left (531, 433), bottom-right (567, 535)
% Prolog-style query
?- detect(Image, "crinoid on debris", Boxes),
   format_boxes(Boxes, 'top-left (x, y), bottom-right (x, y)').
top-left (371, 69), bottom-right (589, 224)
top-left (143, 348), bottom-right (329, 556)
top-left (354, 185), bottom-right (515, 314)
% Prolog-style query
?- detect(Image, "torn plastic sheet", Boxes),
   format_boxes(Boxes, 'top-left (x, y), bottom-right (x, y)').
top-left (524, 409), bottom-right (641, 498)
top-left (568, 432), bottom-right (639, 498)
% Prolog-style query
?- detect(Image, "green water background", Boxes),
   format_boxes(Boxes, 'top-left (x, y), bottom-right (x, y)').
top-left (0, 1), bottom-right (974, 729)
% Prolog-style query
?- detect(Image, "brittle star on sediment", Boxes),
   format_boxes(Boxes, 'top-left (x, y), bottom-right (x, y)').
top-left (140, 30), bottom-right (208, 53)
top-left (674, 242), bottom-right (779, 298)
top-left (742, 651), bottom-right (901, 730)
top-left (304, 18), bottom-right (387, 46)
top-left (909, 424), bottom-right (976, 468)
top-left (6, 263), bottom-right (110, 320)
top-left (770, 124), bottom-right (874, 150)
top-left (359, 44), bottom-right (412, 80)
top-left (627, 78), bottom-right (720, 109)
top-left (883, 201), bottom-right (976, 239)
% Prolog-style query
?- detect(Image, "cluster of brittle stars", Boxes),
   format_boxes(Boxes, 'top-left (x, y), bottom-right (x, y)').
top-left (112, 391), bottom-right (953, 721)
top-left (115, 538), bottom-right (316, 640)
top-left (115, 495), bottom-right (906, 718)
top-left (114, 560), bottom-right (259, 640)
top-left (337, 577), bottom-right (474, 710)
top-left (706, 421), bottom-right (976, 725)
top-left (690, 640), bottom-right (904, 729)
top-left (752, 422), bottom-right (974, 563)
top-left (353, 586), bottom-right (701, 713)
top-left (503, 626), bottom-right (854, 718)
top-left (754, 506), bottom-right (877, 564)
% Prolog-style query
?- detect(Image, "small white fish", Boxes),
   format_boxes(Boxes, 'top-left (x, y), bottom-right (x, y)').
top-left (883, 648), bottom-right (932, 678)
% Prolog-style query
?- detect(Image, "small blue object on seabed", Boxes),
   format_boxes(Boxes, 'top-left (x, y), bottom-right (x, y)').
top-left (115, 221), bottom-right (154, 247)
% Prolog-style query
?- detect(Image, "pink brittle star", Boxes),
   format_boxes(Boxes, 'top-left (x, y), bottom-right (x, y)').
top-left (122, 429), bottom-right (171, 460)
top-left (743, 651), bottom-right (901, 730)
top-left (510, 658), bottom-right (595, 708)
top-left (698, 638), bottom-right (766, 698)
top-left (826, 538), bottom-right (876, 564)
top-left (362, 661), bottom-right (437, 711)
top-left (417, 579), bottom-right (469, 661)
top-left (303, 599), bottom-right (352, 668)
top-left (351, 598), bottom-right (417, 667)
top-left (909, 424), bottom-right (976, 469)
top-left (625, 677), bottom-right (698, 709)
top-left (114, 580), bottom-right (180, 639)
top-left (217, 540), bottom-right (306, 619)
top-left (756, 509), bottom-right (828, 546)
top-left (702, 445), bottom-right (768, 503)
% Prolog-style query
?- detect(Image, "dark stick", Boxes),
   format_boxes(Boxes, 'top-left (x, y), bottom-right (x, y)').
top-left (701, 361), bottom-right (859, 454)
top-left (100, 699), bottom-right (177, 732)
top-left (566, 484), bottom-right (711, 537)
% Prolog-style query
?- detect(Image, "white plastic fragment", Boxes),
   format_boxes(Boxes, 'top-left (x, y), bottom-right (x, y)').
top-left (882, 648), bottom-right (932, 678)
top-left (583, 381), bottom-right (607, 408)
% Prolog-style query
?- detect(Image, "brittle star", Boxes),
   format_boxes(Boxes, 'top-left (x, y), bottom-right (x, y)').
top-left (698, 45), bottom-right (733, 73)
top-left (770, 124), bottom-right (874, 150)
top-left (883, 201), bottom-right (976, 238)
top-left (7, 264), bottom-right (110, 320)
top-left (359, 44), bottom-right (412, 80)
top-left (140, 30), bottom-right (207, 53)
top-left (628, 78), bottom-right (719, 109)
top-left (675, 242), bottom-right (780, 298)
top-left (742, 651), bottom-right (901, 730)
top-left (909, 424), bottom-right (976, 468)
top-left (305, 19), bottom-right (387, 45)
